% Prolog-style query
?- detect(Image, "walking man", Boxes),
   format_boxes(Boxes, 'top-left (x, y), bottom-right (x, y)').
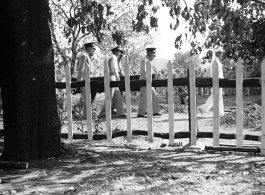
top-left (198, 48), bottom-right (225, 117)
top-left (99, 46), bottom-right (126, 118)
top-left (76, 42), bottom-right (97, 117)
top-left (137, 46), bottom-right (162, 117)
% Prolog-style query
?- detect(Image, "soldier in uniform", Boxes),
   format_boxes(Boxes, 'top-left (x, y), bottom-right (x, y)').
top-left (137, 46), bottom-right (162, 117)
top-left (99, 46), bottom-right (126, 118)
top-left (76, 42), bottom-right (97, 117)
top-left (198, 47), bottom-right (225, 117)
top-left (111, 49), bottom-right (124, 114)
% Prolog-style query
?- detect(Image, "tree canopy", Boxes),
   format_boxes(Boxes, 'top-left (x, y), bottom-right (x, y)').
top-left (173, 51), bottom-right (201, 69)
top-left (133, 0), bottom-right (265, 64)
top-left (50, 0), bottom-right (157, 73)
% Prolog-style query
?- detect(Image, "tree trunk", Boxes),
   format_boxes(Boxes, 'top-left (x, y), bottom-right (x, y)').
top-left (0, 0), bottom-right (61, 161)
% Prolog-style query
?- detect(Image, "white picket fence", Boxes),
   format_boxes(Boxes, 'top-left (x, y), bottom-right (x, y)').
top-left (65, 58), bottom-right (265, 155)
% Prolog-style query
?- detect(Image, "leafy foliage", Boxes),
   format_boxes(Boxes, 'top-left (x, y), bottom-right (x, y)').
top-left (50, 0), bottom-right (157, 75)
top-left (132, 2), bottom-right (159, 33)
top-left (172, 51), bottom-right (201, 69)
top-left (63, 0), bottom-right (110, 43)
top-left (133, 0), bottom-right (265, 64)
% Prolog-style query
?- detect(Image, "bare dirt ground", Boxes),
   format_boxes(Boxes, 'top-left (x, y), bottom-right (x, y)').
top-left (1, 93), bottom-right (265, 195)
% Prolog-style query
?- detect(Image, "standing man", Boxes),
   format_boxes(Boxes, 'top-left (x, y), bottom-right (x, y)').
top-left (198, 48), bottom-right (225, 117)
top-left (137, 46), bottom-right (162, 117)
top-left (99, 46), bottom-right (126, 118)
top-left (111, 49), bottom-right (125, 114)
top-left (76, 42), bottom-right (97, 117)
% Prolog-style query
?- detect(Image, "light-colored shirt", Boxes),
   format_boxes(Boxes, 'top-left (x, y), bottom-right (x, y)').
top-left (197, 70), bottom-right (203, 77)
top-left (108, 55), bottom-right (119, 77)
top-left (173, 72), bottom-right (182, 78)
top-left (210, 57), bottom-right (224, 79)
top-left (76, 51), bottom-right (92, 81)
top-left (158, 73), bottom-right (166, 79)
top-left (202, 71), bottom-right (208, 78)
top-left (181, 71), bottom-right (187, 78)
top-left (139, 58), bottom-right (157, 80)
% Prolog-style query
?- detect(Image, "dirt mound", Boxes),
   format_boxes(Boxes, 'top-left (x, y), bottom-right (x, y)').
top-left (221, 103), bottom-right (261, 129)
top-left (164, 104), bottom-right (188, 114)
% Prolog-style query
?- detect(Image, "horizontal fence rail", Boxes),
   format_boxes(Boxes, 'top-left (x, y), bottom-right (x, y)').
top-left (55, 77), bottom-right (262, 91)
top-left (0, 130), bottom-right (262, 142)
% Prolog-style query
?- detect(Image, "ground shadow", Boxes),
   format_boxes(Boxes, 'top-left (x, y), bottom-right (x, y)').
top-left (1, 139), bottom-right (265, 195)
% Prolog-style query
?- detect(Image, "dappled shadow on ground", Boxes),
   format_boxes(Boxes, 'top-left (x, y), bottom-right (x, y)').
top-left (1, 138), bottom-right (265, 195)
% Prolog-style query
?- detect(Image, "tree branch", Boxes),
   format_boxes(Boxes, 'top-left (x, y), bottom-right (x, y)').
top-left (52, 1), bottom-right (70, 21)
top-left (76, 23), bottom-right (82, 38)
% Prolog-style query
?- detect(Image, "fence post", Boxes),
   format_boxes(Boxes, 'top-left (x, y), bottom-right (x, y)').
top-left (124, 60), bottom-right (132, 143)
top-left (212, 59), bottom-right (220, 146)
top-left (189, 60), bottom-right (197, 145)
top-left (236, 59), bottom-right (243, 147)
top-left (85, 65), bottom-right (93, 141)
top-left (104, 63), bottom-right (112, 142)
top-left (146, 60), bottom-right (153, 143)
top-left (167, 61), bottom-right (174, 146)
top-left (261, 58), bottom-right (265, 155)
top-left (65, 63), bottom-right (73, 141)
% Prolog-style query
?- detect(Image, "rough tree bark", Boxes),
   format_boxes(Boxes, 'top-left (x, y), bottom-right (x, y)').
top-left (0, 0), bottom-right (61, 161)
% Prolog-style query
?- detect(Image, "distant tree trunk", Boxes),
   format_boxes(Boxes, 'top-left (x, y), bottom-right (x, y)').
top-left (0, 0), bottom-right (61, 161)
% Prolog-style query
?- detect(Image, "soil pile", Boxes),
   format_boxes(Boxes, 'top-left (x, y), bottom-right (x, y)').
top-left (164, 104), bottom-right (188, 114)
top-left (221, 103), bottom-right (261, 128)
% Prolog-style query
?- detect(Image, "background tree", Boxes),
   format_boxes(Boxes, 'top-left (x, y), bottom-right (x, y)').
top-left (50, 0), bottom-right (115, 71)
top-left (50, 0), bottom-right (158, 75)
top-left (172, 51), bottom-right (201, 69)
top-left (0, 0), bottom-right (61, 161)
top-left (134, 0), bottom-right (265, 64)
